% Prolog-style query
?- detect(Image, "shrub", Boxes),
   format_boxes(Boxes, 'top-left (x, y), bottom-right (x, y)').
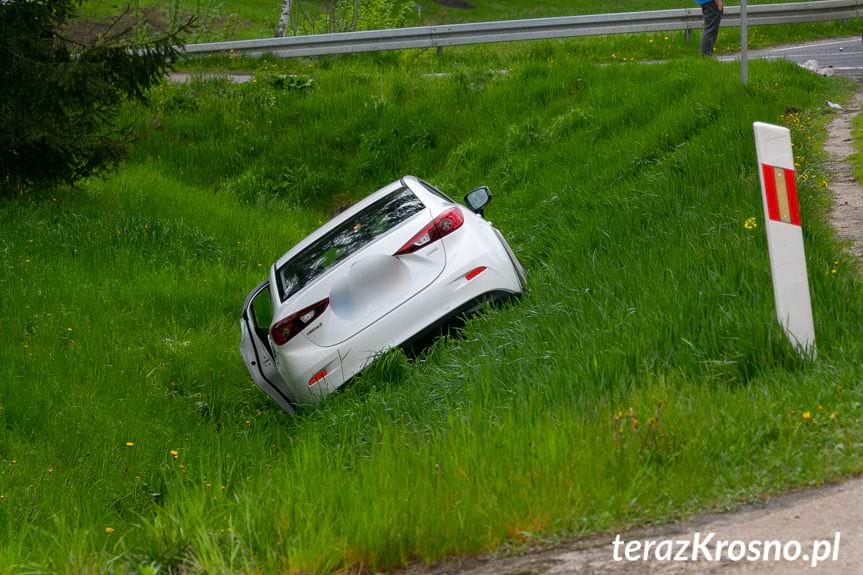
top-left (294, 0), bottom-right (415, 34)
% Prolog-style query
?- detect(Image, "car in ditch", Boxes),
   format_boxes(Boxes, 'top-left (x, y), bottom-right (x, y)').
top-left (240, 176), bottom-right (525, 412)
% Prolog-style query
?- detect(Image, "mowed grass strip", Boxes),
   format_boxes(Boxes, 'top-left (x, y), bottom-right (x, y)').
top-left (1, 53), bottom-right (862, 572)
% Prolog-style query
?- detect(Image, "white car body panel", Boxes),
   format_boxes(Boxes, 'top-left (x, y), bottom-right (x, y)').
top-left (240, 176), bottom-right (525, 410)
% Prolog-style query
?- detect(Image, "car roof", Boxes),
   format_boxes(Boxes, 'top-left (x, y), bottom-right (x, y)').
top-left (272, 175), bottom-right (445, 271)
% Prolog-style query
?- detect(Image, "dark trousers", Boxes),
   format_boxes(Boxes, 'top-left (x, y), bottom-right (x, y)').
top-left (700, 2), bottom-right (722, 56)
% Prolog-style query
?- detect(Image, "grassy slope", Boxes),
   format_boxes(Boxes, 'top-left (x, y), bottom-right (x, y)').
top-left (2, 48), bottom-right (863, 572)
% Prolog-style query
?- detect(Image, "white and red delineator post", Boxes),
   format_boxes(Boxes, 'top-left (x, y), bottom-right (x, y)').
top-left (753, 122), bottom-right (815, 354)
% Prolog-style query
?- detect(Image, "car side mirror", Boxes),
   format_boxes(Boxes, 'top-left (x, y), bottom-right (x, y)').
top-left (464, 186), bottom-right (492, 216)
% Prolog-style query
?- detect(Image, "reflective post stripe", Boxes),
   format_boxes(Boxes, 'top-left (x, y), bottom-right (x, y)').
top-left (761, 164), bottom-right (801, 225)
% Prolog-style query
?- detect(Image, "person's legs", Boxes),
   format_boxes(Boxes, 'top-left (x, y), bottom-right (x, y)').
top-left (700, 2), bottom-right (722, 56)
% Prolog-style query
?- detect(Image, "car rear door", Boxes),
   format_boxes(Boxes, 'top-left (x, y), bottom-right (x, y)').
top-left (240, 280), bottom-right (296, 413)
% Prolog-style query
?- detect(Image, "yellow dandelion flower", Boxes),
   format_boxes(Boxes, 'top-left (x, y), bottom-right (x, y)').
top-left (105, 527), bottom-right (115, 534)
top-left (802, 410), bottom-right (812, 420)
top-left (126, 441), bottom-right (135, 447)
top-left (820, 180), bottom-right (829, 188)
top-left (830, 411), bottom-right (838, 419)
top-left (170, 450), bottom-right (179, 459)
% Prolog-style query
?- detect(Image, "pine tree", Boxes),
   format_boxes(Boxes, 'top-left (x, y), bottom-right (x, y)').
top-left (0, 0), bottom-right (188, 195)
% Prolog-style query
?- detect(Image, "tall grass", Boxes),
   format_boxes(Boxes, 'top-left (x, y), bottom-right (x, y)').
top-left (1, 49), bottom-right (862, 572)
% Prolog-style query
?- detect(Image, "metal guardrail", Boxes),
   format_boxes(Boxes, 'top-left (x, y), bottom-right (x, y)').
top-left (181, 0), bottom-right (862, 58)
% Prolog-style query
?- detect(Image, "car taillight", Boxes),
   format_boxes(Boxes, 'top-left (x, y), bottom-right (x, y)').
top-left (395, 207), bottom-right (464, 256)
top-left (270, 298), bottom-right (329, 345)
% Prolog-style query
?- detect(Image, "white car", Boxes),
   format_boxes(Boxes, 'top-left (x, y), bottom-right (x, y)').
top-left (240, 176), bottom-right (525, 412)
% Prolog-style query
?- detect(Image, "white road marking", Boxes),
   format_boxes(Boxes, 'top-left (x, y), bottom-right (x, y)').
top-left (756, 53), bottom-right (860, 59)
top-left (766, 38), bottom-right (860, 52)
top-left (720, 50), bottom-right (862, 62)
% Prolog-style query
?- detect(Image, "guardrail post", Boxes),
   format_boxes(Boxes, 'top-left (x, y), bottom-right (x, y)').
top-left (684, 28), bottom-right (692, 42)
top-left (741, 0), bottom-right (749, 85)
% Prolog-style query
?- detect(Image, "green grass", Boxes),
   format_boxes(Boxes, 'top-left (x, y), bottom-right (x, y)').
top-left (2, 47), bottom-right (863, 572)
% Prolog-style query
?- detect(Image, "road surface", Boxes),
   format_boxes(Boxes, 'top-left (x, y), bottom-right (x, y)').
top-left (718, 37), bottom-right (863, 79)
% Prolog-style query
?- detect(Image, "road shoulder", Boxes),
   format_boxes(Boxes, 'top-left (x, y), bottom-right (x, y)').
top-left (825, 89), bottom-right (863, 267)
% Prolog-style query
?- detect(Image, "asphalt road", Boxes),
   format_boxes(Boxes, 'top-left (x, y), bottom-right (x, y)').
top-left (718, 36), bottom-right (863, 79)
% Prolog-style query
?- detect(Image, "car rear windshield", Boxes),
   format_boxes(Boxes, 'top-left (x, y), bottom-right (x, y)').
top-left (276, 187), bottom-right (426, 302)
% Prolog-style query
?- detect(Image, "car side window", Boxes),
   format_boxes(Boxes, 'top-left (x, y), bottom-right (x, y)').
top-left (251, 287), bottom-right (274, 330)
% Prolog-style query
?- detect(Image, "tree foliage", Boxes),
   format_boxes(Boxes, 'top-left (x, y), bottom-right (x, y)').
top-left (0, 1), bottom-right (186, 195)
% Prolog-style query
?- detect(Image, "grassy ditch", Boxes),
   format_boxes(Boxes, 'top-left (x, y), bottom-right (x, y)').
top-left (1, 51), bottom-right (862, 572)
